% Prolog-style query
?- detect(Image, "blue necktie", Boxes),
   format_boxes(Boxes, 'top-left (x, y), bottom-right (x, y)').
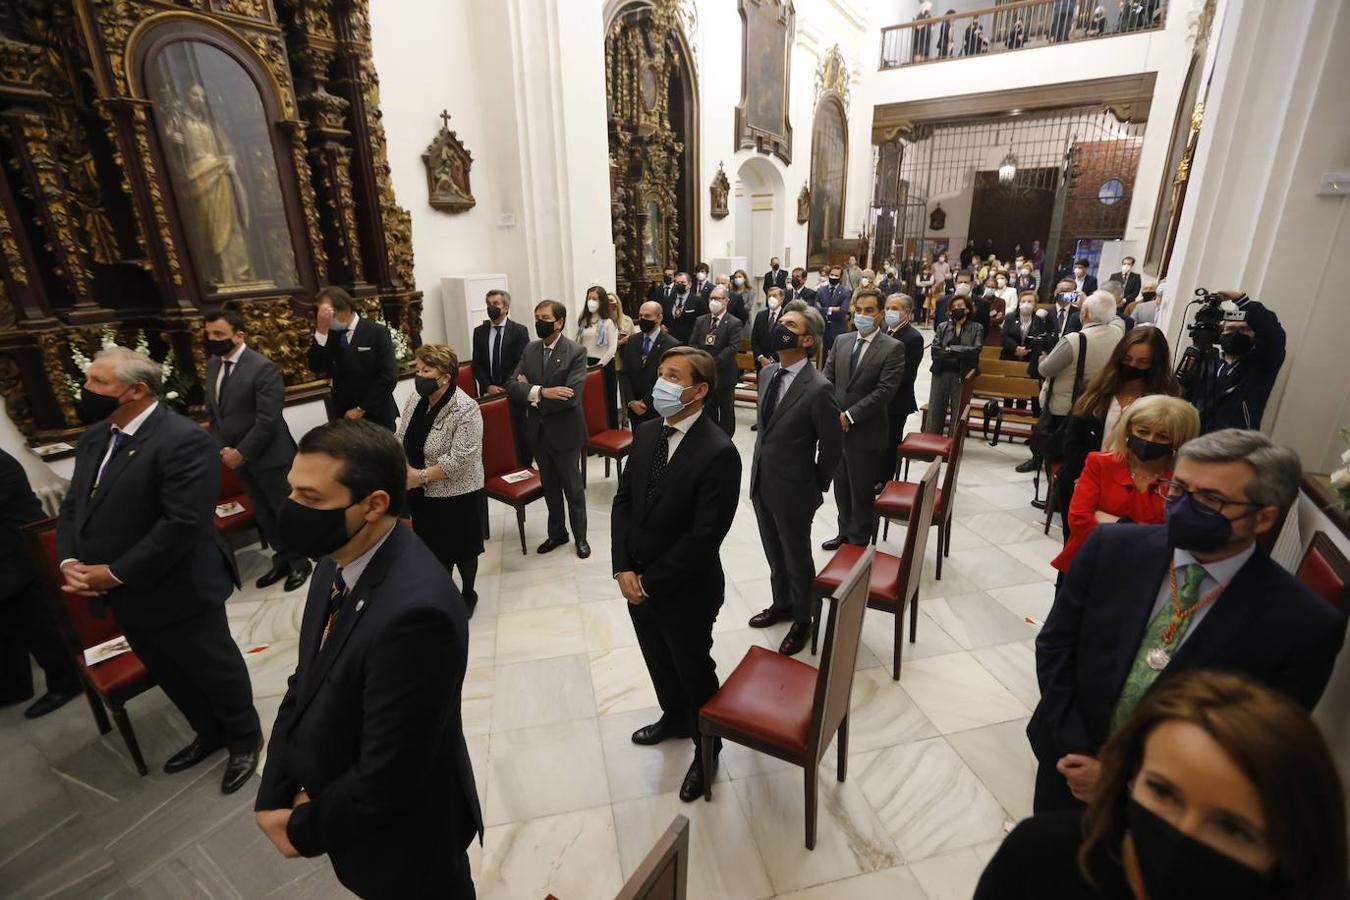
top-left (642, 335), bottom-right (651, 356)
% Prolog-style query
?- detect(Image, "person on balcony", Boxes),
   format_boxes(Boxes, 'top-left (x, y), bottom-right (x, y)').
top-left (912, 1), bottom-right (934, 63)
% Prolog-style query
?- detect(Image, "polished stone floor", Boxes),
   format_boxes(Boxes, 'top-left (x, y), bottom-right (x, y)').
top-left (0, 355), bottom-right (1060, 899)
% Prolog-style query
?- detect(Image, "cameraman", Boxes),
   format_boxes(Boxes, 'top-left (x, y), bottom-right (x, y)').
top-left (1194, 292), bottom-right (1286, 431)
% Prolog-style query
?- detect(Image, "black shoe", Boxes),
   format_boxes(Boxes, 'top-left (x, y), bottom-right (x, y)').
top-left (282, 566), bottom-right (310, 593)
top-left (23, 689), bottom-right (80, 719)
top-left (631, 720), bottom-right (694, 746)
top-left (1014, 457), bottom-right (1041, 474)
top-left (537, 536), bottom-right (568, 555)
top-left (679, 747), bottom-right (720, 803)
top-left (255, 567), bottom-right (287, 589)
top-left (748, 607), bottom-right (789, 629)
top-left (163, 737), bottom-right (224, 774)
top-left (463, 590), bottom-right (478, 620)
top-left (221, 737), bottom-right (262, 795)
top-left (821, 535), bottom-right (846, 551)
top-left (575, 540), bottom-right (591, 560)
top-left (778, 622), bottom-right (812, 656)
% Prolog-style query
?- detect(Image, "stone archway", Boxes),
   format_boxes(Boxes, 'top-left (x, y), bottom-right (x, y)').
top-left (733, 155), bottom-right (787, 285)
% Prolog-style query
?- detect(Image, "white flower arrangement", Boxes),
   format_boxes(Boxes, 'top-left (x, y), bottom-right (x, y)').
top-left (364, 306), bottom-right (413, 367)
top-left (64, 327), bottom-right (184, 404)
top-left (1330, 429), bottom-right (1350, 510)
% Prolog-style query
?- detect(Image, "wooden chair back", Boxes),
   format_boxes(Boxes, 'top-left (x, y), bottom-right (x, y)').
top-left (899, 462), bottom-right (941, 604)
top-left (941, 420), bottom-right (969, 507)
top-left (614, 815), bottom-right (691, 900)
top-left (810, 548), bottom-right (873, 763)
top-left (1297, 532), bottom-right (1350, 612)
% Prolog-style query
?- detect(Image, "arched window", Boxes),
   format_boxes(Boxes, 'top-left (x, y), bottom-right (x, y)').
top-left (807, 95), bottom-right (847, 268)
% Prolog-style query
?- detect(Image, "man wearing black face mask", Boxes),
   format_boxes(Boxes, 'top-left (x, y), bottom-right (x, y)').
top-left (1193, 293), bottom-right (1286, 432)
top-left (762, 256), bottom-right (788, 295)
top-left (58, 347), bottom-right (261, 793)
top-left (256, 420), bottom-right (482, 897)
top-left (621, 301), bottom-right (680, 427)
top-left (1028, 429), bottom-right (1346, 813)
top-left (472, 289), bottom-right (532, 466)
top-left (203, 309), bottom-right (310, 592)
top-left (648, 266), bottom-right (677, 309)
top-left (814, 265), bottom-right (852, 354)
top-left (665, 271), bottom-right (706, 345)
top-left (784, 266), bottom-right (816, 307)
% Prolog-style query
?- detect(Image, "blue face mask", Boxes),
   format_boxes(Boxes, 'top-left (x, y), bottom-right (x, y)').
top-left (328, 319), bottom-right (348, 334)
top-left (884, 309), bottom-right (903, 329)
top-left (1164, 493), bottom-right (1251, 552)
top-left (651, 378), bottom-right (694, 418)
top-left (854, 313), bottom-right (876, 334)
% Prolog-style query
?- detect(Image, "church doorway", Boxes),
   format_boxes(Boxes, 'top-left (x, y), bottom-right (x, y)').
top-left (734, 156), bottom-right (786, 279)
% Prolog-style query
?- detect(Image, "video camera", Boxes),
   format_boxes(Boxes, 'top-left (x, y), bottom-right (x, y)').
top-left (1023, 330), bottom-right (1059, 357)
top-left (1185, 289), bottom-right (1228, 353)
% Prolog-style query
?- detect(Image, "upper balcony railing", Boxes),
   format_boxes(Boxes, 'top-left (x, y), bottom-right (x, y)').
top-left (879, 0), bottom-right (1168, 70)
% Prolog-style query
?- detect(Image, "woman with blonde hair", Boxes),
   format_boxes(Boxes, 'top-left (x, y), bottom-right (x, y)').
top-left (396, 343), bottom-right (485, 615)
top-left (976, 670), bottom-right (1349, 899)
top-left (1051, 394), bottom-right (1199, 573)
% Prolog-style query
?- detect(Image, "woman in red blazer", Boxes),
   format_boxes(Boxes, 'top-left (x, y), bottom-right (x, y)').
top-left (1051, 395), bottom-right (1200, 573)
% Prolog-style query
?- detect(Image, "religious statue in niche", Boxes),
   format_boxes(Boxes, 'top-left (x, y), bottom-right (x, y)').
top-left (735, 0), bottom-right (794, 164)
top-left (642, 197), bottom-right (665, 267)
top-left (423, 110), bottom-right (476, 213)
top-left (929, 203), bottom-right (946, 231)
top-left (710, 163), bottom-right (730, 219)
top-left (797, 184), bottom-right (810, 223)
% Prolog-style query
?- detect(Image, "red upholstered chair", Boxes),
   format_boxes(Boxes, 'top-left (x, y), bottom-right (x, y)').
top-left (456, 362), bottom-right (478, 399)
top-left (1296, 532), bottom-right (1350, 611)
top-left (214, 462), bottom-right (261, 585)
top-left (811, 460), bottom-right (940, 678)
top-left (479, 395), bottom-right (543, 553)
top-left (875, 421), bottom-right (968, 579)
top-left (615, 815), bottom-right (691, 900)
top-left (698, 550), bottom-right (873, 850)
top-left (583, 365), bottom-right (632, 479)
top-left (20, 519), bottom-right (156, 775)
top-left (894, 371), bottom-right (976, 480)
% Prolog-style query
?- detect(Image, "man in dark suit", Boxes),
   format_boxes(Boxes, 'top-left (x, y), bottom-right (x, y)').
top-left (1047, 281), bottom-right (1083, 339)
top-left (621, 301), bottom-right (681, 428)
top-left (762, 256), bottom-right (788, 296)
top-left (688, 285), bottom-right (745, 437)
top-left (1029, 430), bottom-right (1347, 813)
top-left (1113, 256), bottom-right (1141, 303)
top-left (822, 289), bottom-right (904, 551)
top-left (58, 347), bottom-right (260, 793)
top-left (1071, 258), bottom-right (1098, 297)
top-left (506, 301), bottom-right (590, 557)
top-left (784, 267), bottom-right (817, 308)
top-left (255, 420), bottom-right (482, 898)
top-left (203, 309), bottom-right (310, 592)
top-left (0, 449), bottom-right (81, 718)
top-left (612, 346), bottom-right (741, 801)
top-left (751, 287), bottom-right (786, 372)
top-left (747, 302), bottom-right (842, 655)
top-left (693, 262), bottom-right (713, 300)
top-left (471, 288), bottom-right (533, 466)
top-left (647, 266), bottom-right (677, 310)
top-left (1195, 294), bottom-right (1287, 432)
top-left (1001, 293), bottom-right (1053, 361)
top-left (880, 293), bottom-right (925, 488)
top-left (306, 287), bottom-right (399, 430)
top-left (665, 271), bottom-right (705, 346)
top-left (814, 264), bottom-right (852, 350)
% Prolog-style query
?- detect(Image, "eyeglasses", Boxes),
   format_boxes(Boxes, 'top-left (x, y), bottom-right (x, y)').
top-left (1155, 479), bottom-right (1264, 515)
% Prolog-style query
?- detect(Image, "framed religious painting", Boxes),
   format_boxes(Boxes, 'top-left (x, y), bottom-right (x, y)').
top-left (734, 0), bottom-right (794, 164)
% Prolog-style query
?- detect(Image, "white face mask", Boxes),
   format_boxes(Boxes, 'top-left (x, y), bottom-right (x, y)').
top-left (860, 277), bottom-right (871, 286)
top-left (1020, 303), bottom-right (1034, 316)
top-left (734, 276), bottom-right (745, 287)
top-left (709, 299), bottom-right (724, 316)
top-left (586, 299), bottom-right (599, 314)
top-left (997, 278), bottom-right (1007, 287)
top-left (767, 295), bottom-right (781, 310)
top-left (1075, 269), bottom-right (1086, 278)
top-left (1122, 264), bottom-right (1133, 273)
top-left (696, 272), bottom-right (707, 282)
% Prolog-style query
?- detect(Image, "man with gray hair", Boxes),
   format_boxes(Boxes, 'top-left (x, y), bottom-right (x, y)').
top-left (1028, 428), bottom-right (1347, 812)
top-left (689, 285), bottom-right (745, 436)
top-left (58, 347), bottom-right (262, 794)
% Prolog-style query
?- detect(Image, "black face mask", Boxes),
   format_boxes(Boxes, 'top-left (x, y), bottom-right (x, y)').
top-left (414, 375), bottom-right (442, 398)
top-left (637, 317), bottom-right (658, 334)
top-left (535, 320), bottom-right (557, 340)
top-left (950, 308), bottom-right (967, 321)
top-left (828, 276), bottom-right (840, 285)
top-left (1220, 332), bottom-right (1253, 356)
top-left (662, 275), bottom-right (673, 285)
top-left (1127, 433), bottom-right (1172, 463)
top-left (676, 284), bottom-right (688, 295)
top-left (1119, 363), bottom-right (1149, 382)
top-left (78, 386), bottom-right (125, 424)
top-left (277, 497), bottom-right (368, 560)
top-left (204, 337), bottom-right (234, 357)
top-left (790, 277), bottom-right (803, 289)
top-left (770, 263), bottom-right (779, 270)
top-left (486, 305), bottom-right (503, 322)
top-left (1127, 800), bottom-right (1275, 900)
top-left (1141, 291), bottom-right (1157, 301)
top-left (769, 322), bottom-right (801, 351)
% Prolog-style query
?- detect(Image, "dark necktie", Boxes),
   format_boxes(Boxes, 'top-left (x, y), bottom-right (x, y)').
top-left (491, 325), bottom-right (503, 383)
top-left (93, 428), bottom-right (130, 494)
top-left (849, 335), bottom-right (865, 375)
top-left (218, 359), bottom-right (234, 403)
top-left (642, 334), bottom-right (652, 357)
top-left (321, 570), bottom-right (348, 651)
top-left (646, 425), bottom-right (677, 503)
top-left (761, 366), bottom-right (790, 423)
top-left (341, 329), bottom-right (351, 348)
top-left (1057, 308), bottom-right (1066, 334)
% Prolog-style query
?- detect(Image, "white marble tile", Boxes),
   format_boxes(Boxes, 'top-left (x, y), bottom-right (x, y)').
top-left (1003, 536), bottom-right (1066, 571)
top-left (240, 640), bottom-right (299, 700)
top-left (773, 866), bottom-right (927, 900)
top-left (987, 582), bottom-right (1055, 627)
top-left (497, 569), bottom-right (581, 613)
top-left (474, 805), bottom-right (624, 900)
top-left (845, 667), bottom-right (940, 753)
top-left (462, 664), bottom-right (493, 737)
top-left (938, 546), bottom-right (1049, 591)
top-left (898, 652), bottom-right (1031, 734)
top-left (467, 613), bottom-right (497, 667)
top-left (860, 606), bottom-right (963, 673)
top-left (597, 707), bottom-right (726, 802)
top-left (970, 639), bottom-right (1041, 711)
top-left (909, 845), bottom-right (989, 900)
top-left (941, 519), bottom-right (992, 552)
top-left (588, 647), bottom-right (659, 716)
top-left (236, 594), bottom-right (306, 645)
top-left (490, 654), bottom-right (596, 732)
top-left (967, 482), bottom-right (1038, 511)
top-left (858, 738), bottom-right (1007, 861)
top-left (484, 719), bottom-right (610, 826)
top-left (732, 768), bottom-right (901, 894)
top-left (613, 789), bottom-right (774, 900)
top-left (957, 510), bottom-right (1048, 546)
top-left (495, 606), bottom-right (586, 665)
top-left (578, 599), bottom-right (639, 651)
top-left (923, 592), bottom-right (1038, 650)
top-left (946, 719), bottom-right (1036, 822)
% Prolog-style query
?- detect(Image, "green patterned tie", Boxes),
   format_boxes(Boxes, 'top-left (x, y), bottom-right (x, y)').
top-left (1109, 563), bottom-right (1207, 731)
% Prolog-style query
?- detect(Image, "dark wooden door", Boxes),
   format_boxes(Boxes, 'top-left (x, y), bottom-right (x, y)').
top-left (968, 168), bottom-right (1058, 261)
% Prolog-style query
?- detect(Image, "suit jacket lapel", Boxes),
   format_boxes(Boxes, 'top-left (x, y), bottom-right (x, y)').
top-left (85, 407), bottom-right (165, 519)
top-left (763, 364), bottom-right (811, 433)
top-left (1168, 552), bottom-right (1266, 671)
top-left (75, 426), bottom-right (111, 527)
top-left (646, 414), bottom-right (706, 507)
top-left (1105, 529), bottom-right (1173, 700)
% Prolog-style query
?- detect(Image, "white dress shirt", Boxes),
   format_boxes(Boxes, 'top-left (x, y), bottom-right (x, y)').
top-left (843, 331), bottom-right (877, 425)
top-left (335, 519), bottom-right (398, 593)
top-left (770, 356), bottom-right (810, 409)
top-left (215, 341), bottom-right (245, 399)
top-left (660, 407), bottom-right (703, 460)
top-left (1147, 543), bottom-right (1257, 650)
top-left (314, 313), bottom-right (359, 347)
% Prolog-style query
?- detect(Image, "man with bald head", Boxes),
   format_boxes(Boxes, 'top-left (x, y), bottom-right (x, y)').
top-left (689, 285), bottom-right (745, 436)
top-left (621, 300), bottom-right (681, 427)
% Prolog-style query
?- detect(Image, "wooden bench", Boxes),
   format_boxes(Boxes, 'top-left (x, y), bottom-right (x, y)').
top-left (966, 358), bottom-right (1041, 445)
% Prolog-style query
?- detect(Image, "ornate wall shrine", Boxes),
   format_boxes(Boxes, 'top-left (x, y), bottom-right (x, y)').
top-left (0, 0), bottom-right (420, 444)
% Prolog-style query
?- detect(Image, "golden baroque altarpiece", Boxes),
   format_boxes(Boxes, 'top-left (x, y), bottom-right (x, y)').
top-left (0, 0), bottom-right (421, 443)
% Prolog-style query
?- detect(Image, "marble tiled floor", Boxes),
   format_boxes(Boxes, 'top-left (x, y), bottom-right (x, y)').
top-left (0, 353), bottom-right (1061, 899)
